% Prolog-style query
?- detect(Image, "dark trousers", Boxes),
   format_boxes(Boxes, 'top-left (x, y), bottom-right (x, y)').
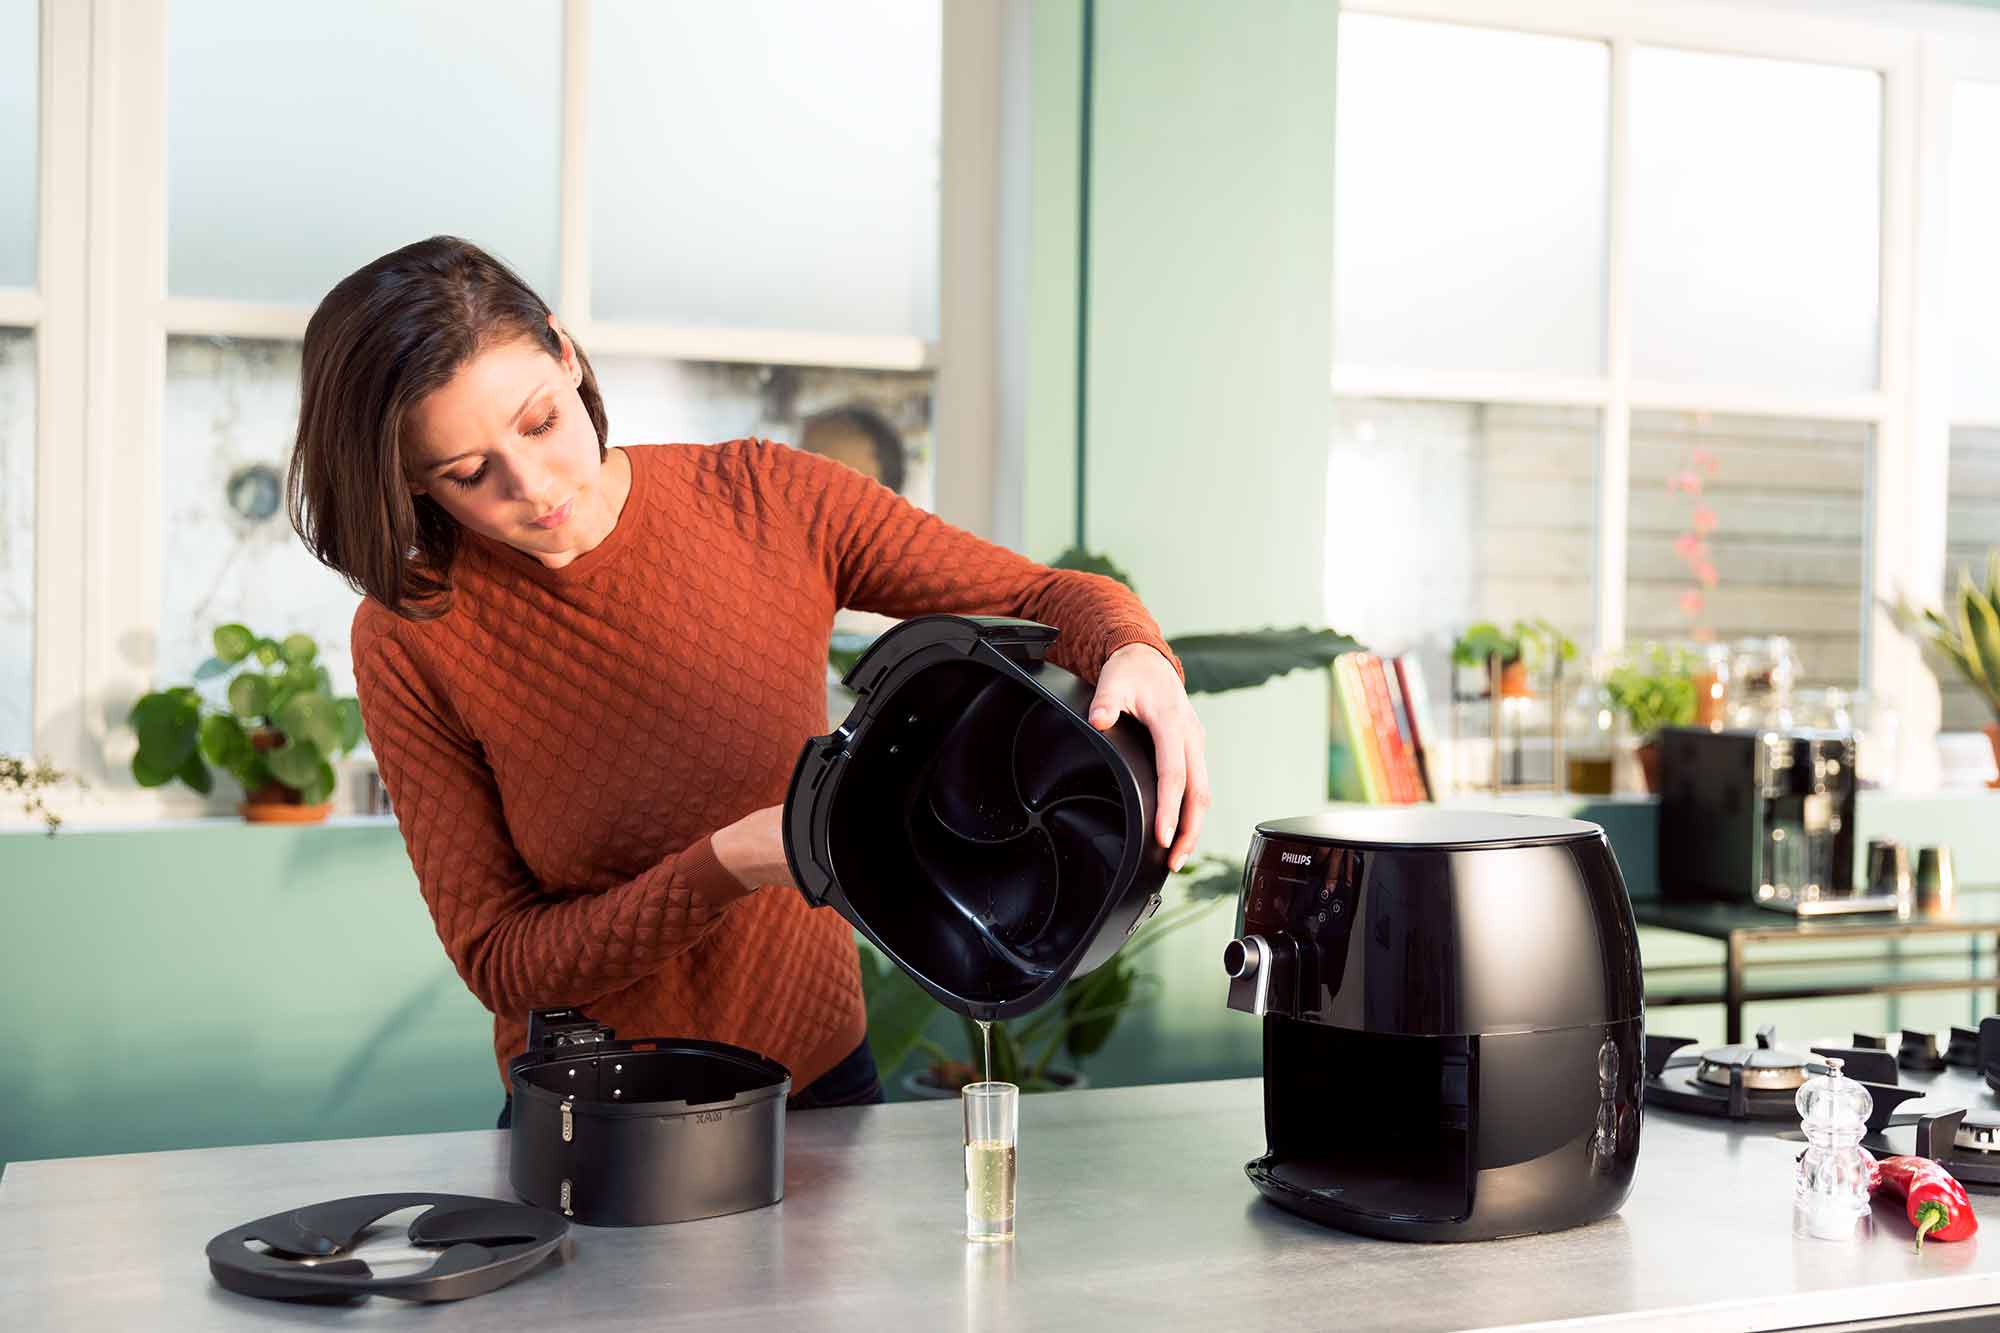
top-left (496, 1039), bottom-right (884, 1129)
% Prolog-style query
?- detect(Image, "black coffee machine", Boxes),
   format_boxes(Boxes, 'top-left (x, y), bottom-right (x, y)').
top-left (1224, 810), bottom-right (1643, 1242)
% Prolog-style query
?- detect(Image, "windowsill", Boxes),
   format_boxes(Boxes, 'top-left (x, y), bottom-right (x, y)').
top-left (0, 812), bottom-right (398, 839)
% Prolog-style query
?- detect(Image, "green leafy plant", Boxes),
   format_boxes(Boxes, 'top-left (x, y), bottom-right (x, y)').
top-left (2, 754), bottom-right (82, 834)
top-left (1603, 643), bottom-right (1698, 739)
top-left (862, 855), bottom-right (1243, 1094)
top-left (127, 624), bottom-right (364, 807)
top-left (1450, 619), bottom-right (1577, 672)
top-left (1890, 554), bottom-right (2000, 722)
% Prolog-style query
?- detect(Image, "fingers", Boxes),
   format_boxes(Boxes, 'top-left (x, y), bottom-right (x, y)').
top-left (1088, 678), bottom-right (1126, 732)
top-left (1168, 731), bottom-right (1210, 871)
top-left (1155, 736), bottom-right (1187, 854)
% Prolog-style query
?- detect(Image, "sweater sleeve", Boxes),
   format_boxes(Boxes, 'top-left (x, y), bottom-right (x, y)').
top-left (351, 606), bottom-right (757, 1020)
top-left (747, 439), bottom-right (1182, 683)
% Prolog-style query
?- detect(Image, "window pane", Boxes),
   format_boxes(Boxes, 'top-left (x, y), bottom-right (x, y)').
top-left (0, 328), bottom-right (33, 754)
top-left (0, 0), bottom-right (34, 289)
top-left (1332, 17), bottom-right (1607, 375)
top-left (167, 2), bottom-right (562, 305)
top-left (1325, 398), bottom-right (1597, 705)
top-left (1630, 48), bottom-right (1880, 392)
top-left (590, 356), bottom-right (936, 509)
top-left (160, 337), bottom-right (361, 693)
top-left (1626, 410), bottom-right (1867, 689)
top-left (591, 0), bottom-right (941, 338)
top-left (1944, 426), bottom-right (2000, 732)
top-left (1950, 81), bottom-right (2000, 422)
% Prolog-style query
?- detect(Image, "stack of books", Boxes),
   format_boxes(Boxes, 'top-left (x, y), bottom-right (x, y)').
top-left (1327, 652), bottom-right (1436, 803)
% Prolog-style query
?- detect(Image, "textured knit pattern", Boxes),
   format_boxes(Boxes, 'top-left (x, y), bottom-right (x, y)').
top-left (352, 439), bottom-right (1180, 1092)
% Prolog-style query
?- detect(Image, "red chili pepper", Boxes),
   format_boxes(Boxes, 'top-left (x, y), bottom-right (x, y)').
top-left (1873, 1156), bottom-right (1978, 1252)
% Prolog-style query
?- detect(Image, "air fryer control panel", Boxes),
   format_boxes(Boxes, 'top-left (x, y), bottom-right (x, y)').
top-left (1233, 834), bottom-right (1365, 1018)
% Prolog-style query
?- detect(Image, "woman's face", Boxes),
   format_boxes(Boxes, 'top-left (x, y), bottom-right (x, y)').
top-left (405, 316), bottom-right (619, 569)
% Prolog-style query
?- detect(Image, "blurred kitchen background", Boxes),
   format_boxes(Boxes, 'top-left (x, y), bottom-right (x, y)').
top-left (7, 0), bottom-right (2000, 1167)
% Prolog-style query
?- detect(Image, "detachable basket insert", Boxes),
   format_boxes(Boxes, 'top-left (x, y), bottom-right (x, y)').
top-left (506, 1008), bottom-right (790, 1227)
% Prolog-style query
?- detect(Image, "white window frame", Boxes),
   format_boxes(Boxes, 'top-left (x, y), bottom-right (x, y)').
top-left (17, 0), bottom-right (1001, 819)
top-left (1330, 0), bottom-right (1990, 790)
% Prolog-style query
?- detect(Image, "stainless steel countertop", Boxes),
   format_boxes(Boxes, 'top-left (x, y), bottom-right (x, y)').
top-left (5, 1077), bottom-right (2000, 1332)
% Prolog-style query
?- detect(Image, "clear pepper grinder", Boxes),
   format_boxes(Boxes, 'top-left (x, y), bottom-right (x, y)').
top-left (1793, 1056), bottom-right (1876, 1241)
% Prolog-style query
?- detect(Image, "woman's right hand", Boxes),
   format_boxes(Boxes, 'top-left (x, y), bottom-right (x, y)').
top-left (710, 805), bottom-right (794, 893)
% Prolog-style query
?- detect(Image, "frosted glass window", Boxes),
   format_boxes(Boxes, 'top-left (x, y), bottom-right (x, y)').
top-left (1332, 16), bottom-right (1608, 375)
top-left (1, 329), bottom-right (34, 755)
top-left (591, 356), bottom-right (936, 508)
top-left (0, 0), bottom-right (35, 289)
top-left (591, 0), bottom-right (941, 339)
top-left (1630, 48), bottom-right (1881, 393)
top-left (167, 2), bottom-right (562, 306)
top-left (1944, 427), bottom-right (2000, 732)
top-left (1949, 82), bottom-right (2000, 422)
top-left (159, 338), bottom-right (362, 695)
top-left (1625, 410), bottom-right (1867, 688)
top-left (1324, 398), bottom-right (1597, 710)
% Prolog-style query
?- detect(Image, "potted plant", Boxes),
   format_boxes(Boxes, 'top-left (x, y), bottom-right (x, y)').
top-left (1891, 555), bottom-right (2000, 787)
top-left (1451, 620), bottom-right (1577, 700)
top-left (2, 754), bottom-right (82, 833)
top-left (1602, 643), bottom-right (1698, 793)
top-left (863, 855), bottom-right (1242, 1097)
top-left (127, 624), bottom-right (365, 821)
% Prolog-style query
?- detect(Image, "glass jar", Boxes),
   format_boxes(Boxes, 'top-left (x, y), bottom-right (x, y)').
top-left (1563, 682), bottom-right (1617, 795)
top-left (1691, 642), bottom-right (1731, 730)
top-left (1729, 635), bottom-right (1801, 729)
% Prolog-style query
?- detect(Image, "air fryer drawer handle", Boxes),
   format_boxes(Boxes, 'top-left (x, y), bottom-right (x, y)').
top-left (968, 617), bottom-right (1060, 666)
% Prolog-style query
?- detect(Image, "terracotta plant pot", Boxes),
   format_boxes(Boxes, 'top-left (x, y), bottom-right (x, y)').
top-left (240, 800), bottom-right (334, 824)
top-left (1636, 739), bottom-right (1662, 795)
top-left (1496, 660), bottom-right (1531, 699)
top-left (1986, 723), bottom-right (2000, 791)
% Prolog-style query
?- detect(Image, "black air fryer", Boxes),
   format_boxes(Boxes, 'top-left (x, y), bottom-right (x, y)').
top-left (1225, 810), bottom-right (1643, 1242)
top-left (785, 615), bottom-right (1171, 1019)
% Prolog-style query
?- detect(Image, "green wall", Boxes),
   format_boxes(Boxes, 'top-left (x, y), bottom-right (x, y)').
top-left (0, 820), bottom-right (498, 1173)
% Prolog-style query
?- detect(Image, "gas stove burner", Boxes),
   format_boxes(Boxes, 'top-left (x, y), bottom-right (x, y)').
top-left (1864, 1109), bottom-right (2000, 1192)
top-left (1695, 1028), bottom-right (1812, 1091)
top-left (1954, 1111), bottom-right (2000, 1156)
top-left (1643, 1029), bottom-right (1918, 1128)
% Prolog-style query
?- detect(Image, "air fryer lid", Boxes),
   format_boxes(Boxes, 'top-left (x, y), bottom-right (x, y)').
top-left (785, 616), bottom-right (1169, 1021)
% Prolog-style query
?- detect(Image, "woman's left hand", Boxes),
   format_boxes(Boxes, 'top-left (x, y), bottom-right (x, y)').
top-left (1088, 643), bottom-right (1209, 871)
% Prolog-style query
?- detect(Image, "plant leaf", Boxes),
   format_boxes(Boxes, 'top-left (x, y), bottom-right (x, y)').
top-left (212, 623), bottom-right (255, 664)
top-left (1048, 546), bottom-right (1136, 590)
top-left (129, 692), bottom-right (199, 772)
top-left (227, 673), bottom-right (272, 721)
top-left (193, 655), bottom-right (232, 682)
top-left (275, 690), bottom-right (344, 756)
top-left (337, 697), bottom-right (365, 751)
top-left (177, 750), bottom-right (214, 796)
top-left (298, 760), bottom-right (336, 806)
top-left (1167, 626), bottom-right (1363, 695)
top-left (1962, 570), bottom-right (2000, 701)
top-left (266, 737), bottom-right (322, 789)
top-left (253, 638), bottom-right (281, 667)
top-left (281, 633), bottom-right (318, 666)
top-left (857, 943), bottom-right (941, 1080)
top-left (198, 713), bottom-right (251, 770)
top-left (130, 748), bottom-right (177, 788)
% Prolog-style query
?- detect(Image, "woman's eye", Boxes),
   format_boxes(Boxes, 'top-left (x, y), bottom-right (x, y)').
top-left (527, 409), bottom-right (559, 437)
top-left (449, 466), bottom-right (487, 490)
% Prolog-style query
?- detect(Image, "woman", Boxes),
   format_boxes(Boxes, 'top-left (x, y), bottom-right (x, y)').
top-left (288, 236), bottom-right (1209, 1119)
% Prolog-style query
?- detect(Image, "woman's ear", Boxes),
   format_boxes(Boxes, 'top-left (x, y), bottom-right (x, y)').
top-left (547, 313), bottom-right (582, 388)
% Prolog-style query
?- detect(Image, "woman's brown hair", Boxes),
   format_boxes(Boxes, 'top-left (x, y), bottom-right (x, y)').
top-left (288, 235), bottom-right (609, 620)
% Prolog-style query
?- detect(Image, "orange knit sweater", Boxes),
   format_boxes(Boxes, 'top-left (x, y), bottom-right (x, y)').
top-left (352, 439), bottom-right (1178, 1094)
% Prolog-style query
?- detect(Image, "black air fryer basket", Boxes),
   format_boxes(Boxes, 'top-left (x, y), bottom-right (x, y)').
top-left (784, 615), bottom-right (1171, 1021)
top-left (506, 1008), bottom-right (789, 1227)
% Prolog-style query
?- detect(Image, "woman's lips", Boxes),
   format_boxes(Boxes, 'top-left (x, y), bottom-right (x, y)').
top-left (530, 499), bottom-right (573, 531)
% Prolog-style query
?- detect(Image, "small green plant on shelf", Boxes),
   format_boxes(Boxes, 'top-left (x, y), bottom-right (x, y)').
top-left (1890, 553), bottom-right (2000, 724)
top-left (127, 624), bottom-right (365, 812)
top-left (2, 754), bottom-right (82, 834)
top-left (1451, 620), bottom-right (1578, 698)
top-left (1603, 643), bottom-right (1698, 740)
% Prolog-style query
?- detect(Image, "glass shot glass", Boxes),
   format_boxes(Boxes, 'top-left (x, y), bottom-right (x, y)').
top-left (962, 1081), bottom-right (1018, 1242)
